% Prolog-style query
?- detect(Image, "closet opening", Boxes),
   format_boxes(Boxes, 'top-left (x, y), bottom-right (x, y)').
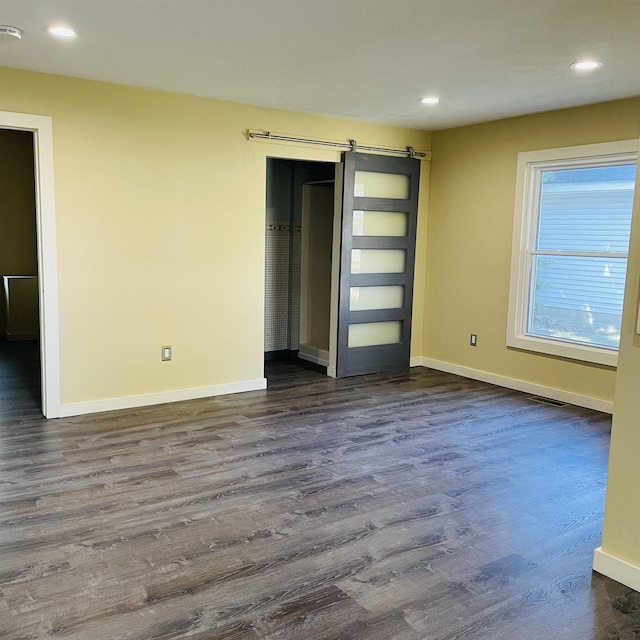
top-left (264, 158), bottom-right (336, 376)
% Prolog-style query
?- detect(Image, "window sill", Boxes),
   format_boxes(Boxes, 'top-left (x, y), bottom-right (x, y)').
top-left (506, 333), bottom-right (618, 368)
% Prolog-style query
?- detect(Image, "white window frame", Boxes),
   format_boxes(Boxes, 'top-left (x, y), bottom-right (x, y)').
top-left (507, 139), bottom-right (638, 367)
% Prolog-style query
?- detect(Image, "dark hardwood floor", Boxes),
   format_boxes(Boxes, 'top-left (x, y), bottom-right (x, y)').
top-left (0, 353), bottom-right (639, 639)
top-left (0, 338), bottom-right (41, 417)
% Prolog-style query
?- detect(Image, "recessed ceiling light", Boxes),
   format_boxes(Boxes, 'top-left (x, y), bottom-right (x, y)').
top-left (47, 25), bottom-right (76, 38)
top-left (421, 96), bottom-right (440, 105)
top-left (0, 25), bottom-right (22, 39)
top-left (570, 60), bottom-right (603, 71)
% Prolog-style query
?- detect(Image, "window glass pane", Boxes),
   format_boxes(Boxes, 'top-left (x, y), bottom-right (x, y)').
top-left (348, 321), bottom-right (401, 347)
top-left (352, 210), bottom-right (408, 236)
top-left (350, 286), bottom-right (403, 311)
top-left (354, 171), bottom-right (410, 199)
top-left (527, 255), bottom-right (627, 349)
top-left (351, 249), bottom-right (405, 274)
top-left (537, 164), bottom-right (636, 253)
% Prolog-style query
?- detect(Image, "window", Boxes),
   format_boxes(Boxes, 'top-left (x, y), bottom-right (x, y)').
top-left (507, 140), bottom-right (638, 367)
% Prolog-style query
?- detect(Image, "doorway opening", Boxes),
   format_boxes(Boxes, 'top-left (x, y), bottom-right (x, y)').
top-left (0, 111), bottom-right (60, 418)
top-left (264, 158), bottom-right (336, 376)
top-left (0, 128), bottom-right (41, 414)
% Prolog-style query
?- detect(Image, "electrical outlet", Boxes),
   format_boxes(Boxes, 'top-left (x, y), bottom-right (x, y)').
top-left (162, 346), bottom-right (172, 361)
top-left (470, 334), bottom-right (477, 347)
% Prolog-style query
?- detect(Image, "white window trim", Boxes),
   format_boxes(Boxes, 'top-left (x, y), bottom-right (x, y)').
top-left (507, 139), bottom-right (639, 368)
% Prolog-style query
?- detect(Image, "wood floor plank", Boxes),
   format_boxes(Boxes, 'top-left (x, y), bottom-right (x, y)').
top-left (0, 345), bottom-right (638, 639)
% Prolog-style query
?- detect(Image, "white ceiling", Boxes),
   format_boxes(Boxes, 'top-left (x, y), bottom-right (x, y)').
top-left (0, 0), bottom-right (639, 131)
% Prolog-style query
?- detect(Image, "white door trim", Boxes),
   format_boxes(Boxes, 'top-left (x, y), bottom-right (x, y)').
top-left (1, 111), bottom-right (61, 418)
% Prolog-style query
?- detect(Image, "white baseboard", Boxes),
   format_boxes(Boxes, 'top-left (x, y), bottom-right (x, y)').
top-left (55, 378), bottom-right (267, 418)
top-left (593, 547), bottom-right (640, 592)
top-left (415, 357), bottom-right (613, 414)
top-left (298, 344), bottom-right (329, 366)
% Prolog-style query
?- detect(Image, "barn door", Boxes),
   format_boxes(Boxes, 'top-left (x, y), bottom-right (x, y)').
top-left (336, 152), bottom-right (420, 377)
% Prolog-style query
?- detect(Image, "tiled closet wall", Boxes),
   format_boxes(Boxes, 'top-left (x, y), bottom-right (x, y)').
top-left (264, 160), bottom-right (299, 353)
top-left (264, 223), bottom-right (301, 352)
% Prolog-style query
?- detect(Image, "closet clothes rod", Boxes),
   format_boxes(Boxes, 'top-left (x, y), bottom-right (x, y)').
top-left (247, 130), bottom-right (429, 159)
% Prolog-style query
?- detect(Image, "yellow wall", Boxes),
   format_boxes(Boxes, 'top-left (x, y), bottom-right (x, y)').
top-left (601, 147), bottom-right (640, 566)
top-left (0, 67), bottom-right (430, 405)
top-left (424, 98), bottom-right (640, 404)
top-left (0, 129), bottom-right (38, 334)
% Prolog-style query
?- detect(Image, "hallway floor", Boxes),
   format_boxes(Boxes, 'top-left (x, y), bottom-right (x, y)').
top-left (0, 338), bottom-right (41, 418)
